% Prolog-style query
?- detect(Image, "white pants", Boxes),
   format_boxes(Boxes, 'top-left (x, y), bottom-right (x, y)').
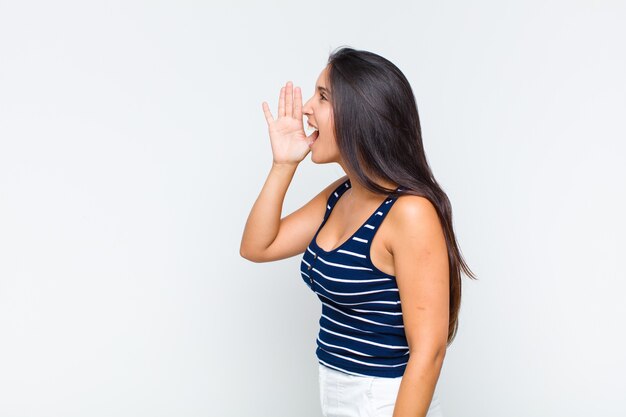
top-left (318, 363), bottom-right (444, 417)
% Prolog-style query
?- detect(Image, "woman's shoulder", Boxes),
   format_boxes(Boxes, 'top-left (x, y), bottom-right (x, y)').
top-left (388, 193), bottom-right (441, 233)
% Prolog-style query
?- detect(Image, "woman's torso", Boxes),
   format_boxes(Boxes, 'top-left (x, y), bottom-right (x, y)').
top-left (300, 178), bottom-right (409, 378)
top-left (315, 181), bottom-right (398, 277)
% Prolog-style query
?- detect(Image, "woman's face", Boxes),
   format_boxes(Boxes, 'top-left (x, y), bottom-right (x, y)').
top-left (303, 66), bottom-right (342, 164)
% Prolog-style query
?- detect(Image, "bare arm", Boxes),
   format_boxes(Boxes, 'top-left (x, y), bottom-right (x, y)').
top-left (388, 196), bottom-right (449, 417)
top-left (239, 170), bottom-right (347, 263)
top-left (239, 161), bottom-right (297, 261)
top-left (240, 80), bottom-right (343, 262)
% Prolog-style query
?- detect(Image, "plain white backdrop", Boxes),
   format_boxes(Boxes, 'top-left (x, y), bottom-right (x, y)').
top-left (1, 1), bottom-right (625, 416)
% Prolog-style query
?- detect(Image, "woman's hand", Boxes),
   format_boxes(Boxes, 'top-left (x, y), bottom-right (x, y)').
top-left (262, 81), bottom-right (317, 165)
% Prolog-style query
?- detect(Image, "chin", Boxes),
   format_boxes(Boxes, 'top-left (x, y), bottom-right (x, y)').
top-left (311, 152), bottom-right (327, 164)
top-left (309, 144), bottom-right (340, 164)
top-left (310, 152), bottom-right (322, 164)
top-left (311, 154), bottom-right (337, 165)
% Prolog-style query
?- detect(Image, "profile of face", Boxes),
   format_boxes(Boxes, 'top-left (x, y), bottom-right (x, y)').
top-left (302, 66), bottom-right (342, 165)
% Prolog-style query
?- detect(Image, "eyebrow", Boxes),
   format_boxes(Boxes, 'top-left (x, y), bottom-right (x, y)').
top-left (316, 85), bottom-right (331, 95)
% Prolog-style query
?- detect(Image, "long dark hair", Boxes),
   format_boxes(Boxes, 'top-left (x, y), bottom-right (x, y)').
top-left (327, 46), bottom-right (477, 346)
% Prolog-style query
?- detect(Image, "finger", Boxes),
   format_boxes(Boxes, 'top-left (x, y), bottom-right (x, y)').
top-left (262, 101), bottom-right (274, 124)
top-left (294, 86), bottom-right (302, 121)
top-left (278, 86), bottom-right (285, 118)
top-left (285, 81), bottom-right (293, 118)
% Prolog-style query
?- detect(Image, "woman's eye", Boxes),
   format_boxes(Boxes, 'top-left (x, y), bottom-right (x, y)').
top-left (319, 94), bottom-right (326, 101)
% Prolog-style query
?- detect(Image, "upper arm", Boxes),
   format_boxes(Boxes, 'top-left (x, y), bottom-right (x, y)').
top-left (251, 175), bottom-right (348, 263)
top-left (389, 195), bottom-right (450, 358)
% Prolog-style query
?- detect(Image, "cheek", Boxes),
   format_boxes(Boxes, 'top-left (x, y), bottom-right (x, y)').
top-left (322, 119), bottom-right (334, 136)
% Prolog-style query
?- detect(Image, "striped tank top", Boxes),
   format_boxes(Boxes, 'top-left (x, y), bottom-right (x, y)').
top-left (300, 178), bottom-right (409, 378)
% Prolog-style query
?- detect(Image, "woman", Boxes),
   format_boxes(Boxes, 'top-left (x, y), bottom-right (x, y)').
top-left (240, 47), bottom-right (476, 417)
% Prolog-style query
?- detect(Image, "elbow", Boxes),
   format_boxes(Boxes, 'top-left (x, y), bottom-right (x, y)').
top-left (239, 247), bottom-right (255, 262)
top-left (239, 244), bottom-right (254, 261)
top-left (435, 346), bottom-right (446, 365)
top-left (409, 344), bottom-right (447, 366)
top-left (239, 245), bottom-right (263, 263)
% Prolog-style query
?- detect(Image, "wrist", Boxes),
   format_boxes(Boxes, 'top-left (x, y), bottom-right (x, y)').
top-left (272, 161), bottom-right (299, 169)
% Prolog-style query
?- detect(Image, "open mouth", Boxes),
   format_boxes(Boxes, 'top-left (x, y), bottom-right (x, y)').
top-left (306, 124), bottom-right (319, 146)
top-left (308, 130), bottom-right (319, 146)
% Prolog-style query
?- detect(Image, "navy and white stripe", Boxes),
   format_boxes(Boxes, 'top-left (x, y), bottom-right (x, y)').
top-left (300, 178), bottom-right (409, 378)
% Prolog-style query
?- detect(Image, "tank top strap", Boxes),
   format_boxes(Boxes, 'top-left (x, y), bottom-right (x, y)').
top-left (362, 185), bottom-right (403, 232)
top-left (323, 178), bottom-right (351, 220)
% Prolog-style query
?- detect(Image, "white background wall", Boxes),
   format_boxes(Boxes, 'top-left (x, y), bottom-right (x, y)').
top-left (1, 1), bottom-right (625, 416)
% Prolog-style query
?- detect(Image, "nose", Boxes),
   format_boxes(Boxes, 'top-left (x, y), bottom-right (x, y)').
top-left (302, 95), bottom-right (313, 115)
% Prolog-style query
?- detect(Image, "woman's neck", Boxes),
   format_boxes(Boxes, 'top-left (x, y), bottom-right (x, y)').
top-left (345, 175), bottom-right (399, 202)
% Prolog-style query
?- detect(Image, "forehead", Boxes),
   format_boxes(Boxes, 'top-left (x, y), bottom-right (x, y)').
top-left (315, 65), bottom-right (329, 86)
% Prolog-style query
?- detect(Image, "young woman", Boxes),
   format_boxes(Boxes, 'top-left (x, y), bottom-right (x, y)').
top-left (240, 47), bottom-right (476, 417)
